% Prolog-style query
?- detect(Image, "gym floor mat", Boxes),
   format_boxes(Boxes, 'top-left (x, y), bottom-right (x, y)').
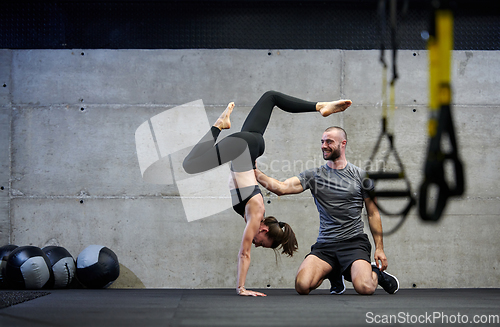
top-left (0, 288), bottom-right (498, 326)
top-left (0, 291), bottom-right (50, 309)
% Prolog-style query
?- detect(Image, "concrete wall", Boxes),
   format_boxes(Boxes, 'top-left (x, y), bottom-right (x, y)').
top-left (0, 49), bottom-right (498, 289)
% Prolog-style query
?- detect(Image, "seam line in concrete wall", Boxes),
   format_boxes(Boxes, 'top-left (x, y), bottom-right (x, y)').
top-left (10, 195), bottom-right (233, 200)
top-left (340, 49), bottom-right (345, 129)
top-left (147, 119), bottom-right (162, 160)
top-left (8, 50), bottom-right (13, 244)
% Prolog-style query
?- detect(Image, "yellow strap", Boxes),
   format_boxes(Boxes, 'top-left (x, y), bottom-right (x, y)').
top-left (389, 78), bottom-right (396, 136)
top-left (428, 34), bottom-right (439, 111)
top-left (427, 9), bottom-right (453, 137)
top-left (437, 9), bottom-right (453, 89)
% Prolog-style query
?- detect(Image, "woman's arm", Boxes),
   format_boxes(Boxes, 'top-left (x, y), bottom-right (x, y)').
top-left (236, 196), bottom-right (267, 296)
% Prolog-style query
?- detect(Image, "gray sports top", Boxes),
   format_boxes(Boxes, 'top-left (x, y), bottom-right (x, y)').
top-left (297, 162), bottom-right (373, 242)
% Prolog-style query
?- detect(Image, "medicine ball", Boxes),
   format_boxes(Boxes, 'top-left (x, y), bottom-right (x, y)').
top-left (76, 245), bottom-right (120, 289)
top-left (5, 246), bottom-right (53, 289)
top-left (0, 244), bottom-right (18, 289)
top-left (42, 246), bottom-right (76, 288)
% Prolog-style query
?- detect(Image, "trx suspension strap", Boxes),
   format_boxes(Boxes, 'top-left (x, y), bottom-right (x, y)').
top-left (419, 2), bottom-right (464, 221)
top-left (366, 0), bottom-right (416, 235)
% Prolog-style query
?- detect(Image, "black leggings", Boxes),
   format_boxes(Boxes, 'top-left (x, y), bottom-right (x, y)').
top-left (182, 91), bottom-right (317, 174)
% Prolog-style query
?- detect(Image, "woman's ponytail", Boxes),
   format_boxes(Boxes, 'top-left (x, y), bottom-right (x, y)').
top-left (263, 216), bottom-right (299, 257)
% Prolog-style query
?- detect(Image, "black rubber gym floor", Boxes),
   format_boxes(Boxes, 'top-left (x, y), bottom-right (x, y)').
top-left (1, 288), bottom-right (499, 326)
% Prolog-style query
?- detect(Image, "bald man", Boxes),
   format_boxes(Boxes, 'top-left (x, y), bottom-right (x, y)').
top-left (255, 126), bottom-right (399, 295)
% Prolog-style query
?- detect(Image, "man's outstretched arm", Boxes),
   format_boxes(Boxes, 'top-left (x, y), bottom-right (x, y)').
top-left (255, 169), bottom-right (304, 196)
top-left (364, 197), bottom-right (388, 271)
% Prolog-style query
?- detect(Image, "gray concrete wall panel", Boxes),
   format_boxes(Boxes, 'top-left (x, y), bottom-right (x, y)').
top-left (11, 104), bottom-right (178, 197)
top-left (11, 50), bottom-right (342, 106)
top-left (453, 51), bottom-right (500, 105)
top-left (0, 50), bottom-right (11, 106)
top-left (343, 50), bottom-right (429, 106)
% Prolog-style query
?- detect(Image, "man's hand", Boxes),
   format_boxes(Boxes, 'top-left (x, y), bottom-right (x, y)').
top-left (373, 248), bottom-right (388, 272)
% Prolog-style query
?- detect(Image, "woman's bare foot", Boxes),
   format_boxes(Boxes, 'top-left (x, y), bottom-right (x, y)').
top-left (317, 99), bottom-right (352, 117)
top-left (214, 102), bottom-right (235, 130)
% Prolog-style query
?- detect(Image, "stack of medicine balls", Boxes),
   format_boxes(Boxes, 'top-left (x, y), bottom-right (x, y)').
top-left (0, 244), bottom-right (120, 289)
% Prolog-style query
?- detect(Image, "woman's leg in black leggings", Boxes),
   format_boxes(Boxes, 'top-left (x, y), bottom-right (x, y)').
top-left (183, 91), bottom-right (352, 174)
top-left (183, 91), bottom-right (315, 174)
top-left (241, 91), bottom-right (318, 135)
top-left (182, 126), bottom-right (220, 174)
top-left (182, 127), bottom-right (250, 174)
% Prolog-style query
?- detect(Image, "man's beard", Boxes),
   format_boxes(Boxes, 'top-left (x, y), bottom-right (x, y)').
top-left (323, 145), bottom-right (341, 161)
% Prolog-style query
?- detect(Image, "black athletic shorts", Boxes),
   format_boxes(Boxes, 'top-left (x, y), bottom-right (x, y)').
top-left (307, 233), bottom-right (372, 281)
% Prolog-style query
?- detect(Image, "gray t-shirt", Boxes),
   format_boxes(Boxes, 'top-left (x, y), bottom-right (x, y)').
top-left (297, 162), bottom-right (373, 242)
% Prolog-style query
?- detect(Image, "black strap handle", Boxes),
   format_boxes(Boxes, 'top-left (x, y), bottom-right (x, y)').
top-left (365, 0), bottom-right (415, 235)
top-left (366, 128), bottom-right (416, 217)
top-left (419, 104), bottom-right (465, 221)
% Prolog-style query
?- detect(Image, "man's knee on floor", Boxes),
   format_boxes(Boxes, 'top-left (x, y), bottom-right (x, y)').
top-left (353, 279), bottom-right (376, 295)
top-left (295, 277), bottom-right (311, 295)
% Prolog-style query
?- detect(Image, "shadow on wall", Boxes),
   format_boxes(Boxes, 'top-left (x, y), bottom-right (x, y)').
top-left (109, 264), bottom-right (145, 289)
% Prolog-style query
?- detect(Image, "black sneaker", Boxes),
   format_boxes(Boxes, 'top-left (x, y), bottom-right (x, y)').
top-left (328, 274), bottom-right (346, 295)
top-left (372, 263), bottom-right (399, 294)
